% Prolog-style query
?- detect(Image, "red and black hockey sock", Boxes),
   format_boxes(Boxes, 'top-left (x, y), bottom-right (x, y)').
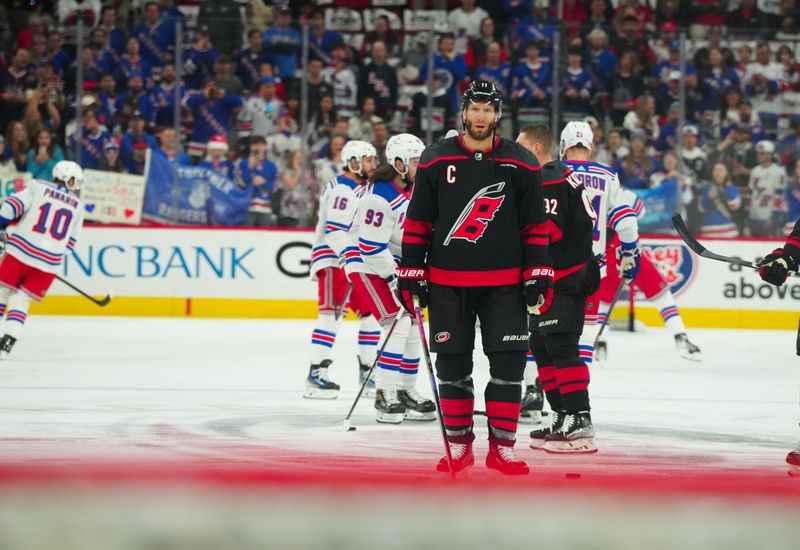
top-left (529, 332), bottom-right (563, 410)
top-left (485, 350), bottom-right (525, 443)
top-left (435, 352), bottom-right (475, 444)
top-left (547, 332), bottom-right (590, 412)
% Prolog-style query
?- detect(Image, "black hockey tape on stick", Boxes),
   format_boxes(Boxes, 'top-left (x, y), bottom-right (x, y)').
top-left (413, 296), bottom-right (456, 479)
top-left (672, 214), bottom-right (799, 276)
top-left (796, 317), bottom-right (800, 357)
top-left (342, 308), bottom-right (404, 429)
top-left (56, 275), bottom-right (112, 307)
top-left (594, 281), bottom-right (628, 347)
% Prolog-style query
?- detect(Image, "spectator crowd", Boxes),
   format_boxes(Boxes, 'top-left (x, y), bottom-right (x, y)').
top-left (0, 0), bottom-right (799, 235)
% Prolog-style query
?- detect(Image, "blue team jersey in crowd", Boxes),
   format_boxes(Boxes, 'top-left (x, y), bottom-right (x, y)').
top-left (699, 182), bottom-right (742, 237)
top-left (420, 54), bottom-right (468, 113)
top-left (473, 63), bottom-right (511, 98)
top-left (236, 48), bottom-right (276, 92)
top-left (512, 62), bottom-right (551, 102)
top-left (262, 27), bottom-right (301, 78)
top-left (70, 127), bottom-right (112, 170)
top-left (699, 67), bottom-right (740, 113)
top-left (309, 29), bottom-right (343, 66)
top-left (132, 19), bottom-right (175, 65)
top-left (182, 46), bottom-right (221, 90)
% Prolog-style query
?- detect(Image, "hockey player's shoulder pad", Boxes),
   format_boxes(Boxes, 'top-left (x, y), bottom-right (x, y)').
top-left (541, 160), bottom-right (569, 182)
top-left (418, 139), bottom-right (453, 166)
top-left (500, 139), bottom-right (541, 171)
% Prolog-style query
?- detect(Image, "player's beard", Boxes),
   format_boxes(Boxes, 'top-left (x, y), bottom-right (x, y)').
top-left (464, 118), bottom-right (496, 142)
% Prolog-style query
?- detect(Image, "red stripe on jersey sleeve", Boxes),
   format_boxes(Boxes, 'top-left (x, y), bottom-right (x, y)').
top-left (521, 222), bottom-right (549, 237)
top-left (402, 234), bottom-right (430, 245)
top-left (524, 237), bottom-right (549, 246)
top-left (404, 218), bottom-right (433, 237)
top-left (547, 218), bottom-right (563, 243)
top-left (417, 155), bottom-right (470, 169)
top-left (542, 177), bottom-right (565, 186)
top-left (786, 236), bottom-right (800, 250)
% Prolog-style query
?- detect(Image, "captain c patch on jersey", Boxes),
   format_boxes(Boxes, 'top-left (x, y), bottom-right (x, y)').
top-left (443, 182), bottom-right (506, 245)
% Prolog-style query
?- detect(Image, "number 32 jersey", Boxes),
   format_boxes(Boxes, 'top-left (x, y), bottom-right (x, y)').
top-left (0, 180), bottom-right (83, 274)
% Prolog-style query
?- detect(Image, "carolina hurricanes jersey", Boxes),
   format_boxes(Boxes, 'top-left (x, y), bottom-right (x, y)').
top-left (541, 161), bottom-right (596, 282)
top-left (563, 160), bottom-right (639, 273)
top-left (310, 174), bottom-right (368, 280)
top-left (748, 163), bottom-right (786, 222)
top-left (351, 180), bottom-right (411, 279)
top-left (0, 180), bottom-right (83, 274)
top-left (402, 134), bottom-right (549, 286)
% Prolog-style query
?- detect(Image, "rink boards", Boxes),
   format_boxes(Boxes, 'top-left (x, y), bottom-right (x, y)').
top-left (29, 226), bottom-right (799, 329)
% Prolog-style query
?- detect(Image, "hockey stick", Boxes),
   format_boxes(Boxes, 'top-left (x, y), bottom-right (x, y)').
top-left (342, 308), bottom-right (404, 431)
top-left (412, 296), bottom-right (456, 479)
top-left (672, 213), bottom-right (799, 276)
top-left (594, 280), bottom-right (628, 346)
top-left (334, 283), bottom-right (353, 322)
top-left (55, 275), bottom-right (112, 307)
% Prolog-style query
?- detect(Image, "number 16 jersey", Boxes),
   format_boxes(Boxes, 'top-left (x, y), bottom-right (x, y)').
top-left (1, 180), bottom-right (84, 274)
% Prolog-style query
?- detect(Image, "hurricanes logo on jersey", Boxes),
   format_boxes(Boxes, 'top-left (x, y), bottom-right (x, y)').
top-left (443, 182), bottom-right (505, 245)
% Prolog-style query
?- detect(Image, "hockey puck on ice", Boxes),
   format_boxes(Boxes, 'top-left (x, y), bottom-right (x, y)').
top-left (565, 473), bottom-right (581, 480)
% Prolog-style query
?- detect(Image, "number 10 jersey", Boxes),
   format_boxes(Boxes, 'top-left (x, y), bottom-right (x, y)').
top-left (0, 180), bottom-right (83, 274)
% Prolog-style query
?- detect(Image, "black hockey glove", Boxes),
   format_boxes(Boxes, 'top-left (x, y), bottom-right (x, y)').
top-left (759, 248), bottom-right (797, 286)
top-left (396, 266), bottom-right (429, 314)
top-left (524, 266), bottom-right (554, 315)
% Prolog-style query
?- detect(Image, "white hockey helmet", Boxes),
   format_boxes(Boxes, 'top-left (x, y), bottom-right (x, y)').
top-left (386, 133), bottom-right (425, 176)
top-left (52, 160), bottom-right (84, 191)
top-left (755, 140), bottom-right (775, 154)
top-left (559, 121), bottom-right (594, 159)
top-left (341, 140), bottom-right (377, 174)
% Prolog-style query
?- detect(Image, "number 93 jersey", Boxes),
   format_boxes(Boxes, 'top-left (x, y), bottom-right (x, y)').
top-left (1, 180), bottom-right (83, 274)
top-left (349, 180), bottom-right (410, 279)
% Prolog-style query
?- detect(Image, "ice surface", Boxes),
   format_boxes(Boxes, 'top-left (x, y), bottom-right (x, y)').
top-left (0, 316), bottom-right (797, 477)
top-left (1, 317), bottom-right (799, 549)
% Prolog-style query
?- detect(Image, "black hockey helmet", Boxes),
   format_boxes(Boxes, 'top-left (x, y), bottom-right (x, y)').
top-left (461, 80), bottom-right (503, 121)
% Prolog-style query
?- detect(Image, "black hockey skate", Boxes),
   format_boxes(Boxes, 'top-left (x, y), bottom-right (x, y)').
top-left (375, 388), bottom-right (405, 424)
top-left (529, 410), bottom-right (565, 450)
top-left (486, 441), bottom-right (529, 475)
top-left (303, 359), bottom-right (340, 399)
top-left (519, 378), bottom-right (544, 424)
top-left (675, 333), bottom-right (701, 362)
top-left (787, 444), bottom-right (800, 477)
top-left (0, 335), bottom-right (17, 360)
top-left (358, 356), bottom-right (376, 398)
top-left (543, 411), bottom-right (598, 454)
top-left (398, 388), bottom-right (436, 421)
top-left (436, 441), bottom-right (474, 473)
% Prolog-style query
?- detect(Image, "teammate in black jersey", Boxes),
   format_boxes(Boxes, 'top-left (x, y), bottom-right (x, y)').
top-left (516, 124), bottom-right (600, 454)
top-left (397, 81), bottom-right (552, 475)
top-left (758, 218), bottom-right (800, 475)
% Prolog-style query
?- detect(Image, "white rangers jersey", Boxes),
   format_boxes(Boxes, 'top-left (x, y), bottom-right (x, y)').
top-left (236, 96), bottom-right (285, 139)
top-left (0, 180), bottom-right (83, 274)
top-left (351, 180), bottom-right (410, 279)
top-left (748, 163), bottom-right (786, 222)
top-left (563, 160), bottom-right (639, 273)
top-left (310, 174), bottom-right (368, 280)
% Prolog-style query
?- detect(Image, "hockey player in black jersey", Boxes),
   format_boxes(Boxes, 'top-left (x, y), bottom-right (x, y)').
top-left (397, 80), bottom-right (553, 475)
top-left (758, 218), bottom-right (800, 475)
top-left (516, 124), bottom-right (600, 454)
